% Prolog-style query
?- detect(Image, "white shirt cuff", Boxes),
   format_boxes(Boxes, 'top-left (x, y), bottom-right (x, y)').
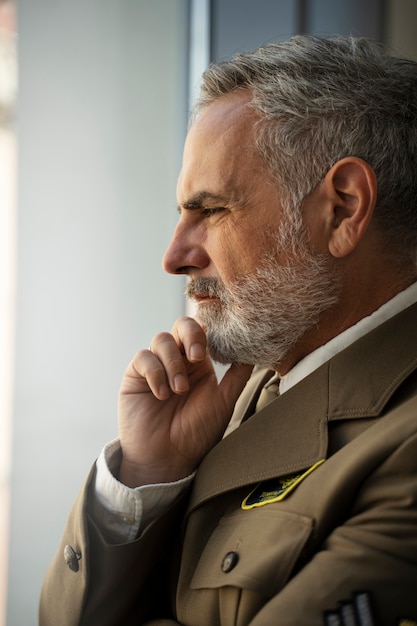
top-left (92, 439), bottom-right (194, 544)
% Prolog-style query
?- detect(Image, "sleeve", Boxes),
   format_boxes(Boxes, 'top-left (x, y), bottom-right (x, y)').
top-left (39, 458), bottom-right (192, 626)
top-left (93, 439), bottom-right (194, 543)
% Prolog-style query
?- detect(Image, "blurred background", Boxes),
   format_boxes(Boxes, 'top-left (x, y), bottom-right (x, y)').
top-left (1, 0), bottom-right (416, 623)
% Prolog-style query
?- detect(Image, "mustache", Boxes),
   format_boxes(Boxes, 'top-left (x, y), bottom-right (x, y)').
top-left (185, 277), bottom-right (227, 301)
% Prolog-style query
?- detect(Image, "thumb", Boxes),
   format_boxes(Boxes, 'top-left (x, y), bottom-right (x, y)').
top-left (218, 363), bottom-right (254, 411)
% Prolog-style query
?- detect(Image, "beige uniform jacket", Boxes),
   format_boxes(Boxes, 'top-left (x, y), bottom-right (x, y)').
top-left (40, 303), bottom-right (417, 625)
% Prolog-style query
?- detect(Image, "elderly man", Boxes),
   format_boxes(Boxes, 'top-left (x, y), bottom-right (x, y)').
top-left (40, 35), bottom-right (417, 625)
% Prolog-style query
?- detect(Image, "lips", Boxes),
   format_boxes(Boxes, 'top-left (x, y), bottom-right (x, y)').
top-left (193, 293), bottom-right (220, 304)
top-left (185, 277), bottom-right (225, 305)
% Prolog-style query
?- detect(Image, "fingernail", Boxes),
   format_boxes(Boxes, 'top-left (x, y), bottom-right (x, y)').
top-left (190, 343), bottom-right (205, 361)
top-left (173, 374), bottom-right (188, 393)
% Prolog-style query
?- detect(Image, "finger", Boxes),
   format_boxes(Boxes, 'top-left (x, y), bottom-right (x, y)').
top-left (171, 316), bottom-right (207, 363)
top-left (122, 349), bottom-right (171, 401)
top-left (150, 331), bottom-right (190, 395)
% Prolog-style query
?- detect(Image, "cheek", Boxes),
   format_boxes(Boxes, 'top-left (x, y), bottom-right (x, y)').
top-left (213, 231), bottom-right (265, 283)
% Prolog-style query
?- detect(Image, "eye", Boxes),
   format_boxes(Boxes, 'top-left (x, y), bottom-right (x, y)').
top-left (201, 207), bottom-right (225, 217)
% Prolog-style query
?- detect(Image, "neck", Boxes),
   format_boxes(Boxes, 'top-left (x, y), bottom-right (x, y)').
top-left (273, 273), bottom-right (417, 376)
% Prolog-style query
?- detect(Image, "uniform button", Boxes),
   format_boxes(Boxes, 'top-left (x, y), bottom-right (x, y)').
top-left (221, 551), bottom-right (239, 573)
top-left (64, 545), bottom-right (81, 572)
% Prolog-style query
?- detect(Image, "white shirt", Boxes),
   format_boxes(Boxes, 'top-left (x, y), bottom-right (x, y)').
top-left (93, 282), bottom-right (417, 543)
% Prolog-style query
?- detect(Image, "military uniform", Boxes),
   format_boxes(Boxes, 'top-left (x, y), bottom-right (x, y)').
top-left (39, 302), bottom-right (417, 625)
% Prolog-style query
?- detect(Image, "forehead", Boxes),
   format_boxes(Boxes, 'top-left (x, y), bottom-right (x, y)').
top-left (190, 89), bottom-right (256, 139)
top-left (178, 91), bottom-right (265, 201)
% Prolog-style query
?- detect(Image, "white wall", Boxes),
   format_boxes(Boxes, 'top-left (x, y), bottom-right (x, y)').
top-left (7, 1), bottom-right (189, 624)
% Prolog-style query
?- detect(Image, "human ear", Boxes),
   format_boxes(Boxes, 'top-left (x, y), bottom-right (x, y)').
top-left (324, 157), bottom-right (377, 258)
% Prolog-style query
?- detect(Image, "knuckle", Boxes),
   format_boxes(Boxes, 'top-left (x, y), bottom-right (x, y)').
top-left (164, 353), bottom-right (186, 371)
top-left (131, 350), bottom-right (162, 375)
top-left (134, 348), bottom-right (152, 360)
top-left (151, 331), bottom-right (175, 350)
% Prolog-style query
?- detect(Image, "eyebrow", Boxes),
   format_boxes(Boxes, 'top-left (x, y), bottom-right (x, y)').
top-left (178, 192), bottom-right (229, 212)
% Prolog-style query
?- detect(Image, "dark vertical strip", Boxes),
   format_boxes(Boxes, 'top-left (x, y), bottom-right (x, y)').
top-left (185, 0), bottom-right (191, 114)
top-left (378, 0), bottom-right (388, 44)
top-left (209, 0), bottom-right (215, 61)
top-left (297, 0), bottom-right (309, 34)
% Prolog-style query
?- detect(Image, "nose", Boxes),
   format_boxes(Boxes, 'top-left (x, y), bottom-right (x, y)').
top-left (162, 221), bottom-right (210, 275)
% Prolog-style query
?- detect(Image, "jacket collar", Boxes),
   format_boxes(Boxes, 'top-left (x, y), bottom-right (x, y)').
top-left (188, 301), bottom-right (417, 512)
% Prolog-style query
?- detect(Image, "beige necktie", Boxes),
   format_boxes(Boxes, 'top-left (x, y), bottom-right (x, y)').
top-left (255, 379), bottom-right (280, 411)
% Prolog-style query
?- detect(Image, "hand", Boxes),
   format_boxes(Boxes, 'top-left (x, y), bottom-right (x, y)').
top-left (118, 317), bottom-right (253, 487)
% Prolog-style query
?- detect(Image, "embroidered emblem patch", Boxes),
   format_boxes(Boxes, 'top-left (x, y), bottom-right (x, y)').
top-left (241, 459), bottom-right (325, 510)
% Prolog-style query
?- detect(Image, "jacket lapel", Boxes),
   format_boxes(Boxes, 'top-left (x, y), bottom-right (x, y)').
top-left (327, 301), bottom-right (417, 420)
top-left (188, 364), bottom-right (329, 512)
top-left (189, 300), bottom-right (417, 513)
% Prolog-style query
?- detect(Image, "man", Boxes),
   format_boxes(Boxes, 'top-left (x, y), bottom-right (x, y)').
top-left (40, 35), bottom-right (417, 625)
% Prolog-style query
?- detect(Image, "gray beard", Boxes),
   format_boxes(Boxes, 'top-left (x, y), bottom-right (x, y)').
top-left (185, 235), bottom-right (341, 369)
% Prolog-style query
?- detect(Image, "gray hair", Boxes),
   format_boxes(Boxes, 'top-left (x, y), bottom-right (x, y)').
top-left (194, 35), bottom-right (417, 256)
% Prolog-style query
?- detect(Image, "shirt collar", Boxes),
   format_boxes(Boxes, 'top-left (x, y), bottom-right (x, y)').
top-left (278, 281), bottom-right (417, 395)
